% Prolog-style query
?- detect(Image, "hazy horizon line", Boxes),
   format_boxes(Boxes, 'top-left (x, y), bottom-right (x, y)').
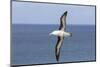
top-left (12, 23), bottom-right (95, 25)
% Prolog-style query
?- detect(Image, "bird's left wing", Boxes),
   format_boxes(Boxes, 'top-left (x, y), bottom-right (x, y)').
top-left (55, 36), bottom-right (64, 62)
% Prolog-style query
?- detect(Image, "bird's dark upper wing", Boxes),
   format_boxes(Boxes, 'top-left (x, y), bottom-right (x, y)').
top-left (59, 11), bottom-right (67, 31)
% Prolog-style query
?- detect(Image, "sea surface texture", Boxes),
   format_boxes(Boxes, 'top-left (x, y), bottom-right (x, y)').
top-left (11, 24), bottom-right (95, 65)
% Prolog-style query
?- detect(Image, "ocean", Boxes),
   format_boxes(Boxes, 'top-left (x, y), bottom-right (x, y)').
top-left (11, 24), bottom-right (96, 65)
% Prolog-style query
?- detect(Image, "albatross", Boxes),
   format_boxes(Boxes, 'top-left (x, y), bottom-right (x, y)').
top-left (49, 11), bottom-right (72, 62)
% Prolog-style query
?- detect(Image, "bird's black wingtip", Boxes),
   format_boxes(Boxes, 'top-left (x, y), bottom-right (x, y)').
top-left (55, 53), bottom-right (60, 62)
top-left (56, 56), bottom-right (59, 62)
top-left (64, 11), bottom-right (68, 15)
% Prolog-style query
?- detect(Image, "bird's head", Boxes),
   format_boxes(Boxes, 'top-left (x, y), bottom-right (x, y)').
top-left (49, 32), bottom-right (54, 36)
top-left (49, 31), bottom-right (59, 36)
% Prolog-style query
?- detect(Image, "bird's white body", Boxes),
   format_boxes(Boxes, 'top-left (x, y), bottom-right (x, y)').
top-left (49, 30), bottom-right (71, 37)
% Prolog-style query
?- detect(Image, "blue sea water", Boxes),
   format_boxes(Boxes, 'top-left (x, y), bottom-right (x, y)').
top-left (11, 24), bottom-right (96, 65)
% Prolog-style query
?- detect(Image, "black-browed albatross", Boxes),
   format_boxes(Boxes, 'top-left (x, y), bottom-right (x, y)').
top-left (49, 11), bottom-right (72, 62)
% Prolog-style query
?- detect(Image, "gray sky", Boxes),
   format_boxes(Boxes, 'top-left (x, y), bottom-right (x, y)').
top-left (12, 1), bottom-right (95, 25)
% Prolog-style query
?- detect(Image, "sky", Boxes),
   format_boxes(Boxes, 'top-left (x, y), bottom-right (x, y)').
top-left (12, 1), bottom-right (95, 25)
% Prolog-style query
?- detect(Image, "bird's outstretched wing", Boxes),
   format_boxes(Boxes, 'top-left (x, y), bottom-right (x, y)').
top-left (55, 36), bottom-right (64, 62)
top-left (59, 11), bottom-right (67, 31)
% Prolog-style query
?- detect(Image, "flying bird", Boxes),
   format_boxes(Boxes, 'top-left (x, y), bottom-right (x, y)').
top-left (49, 11), bottom-right (72, 62)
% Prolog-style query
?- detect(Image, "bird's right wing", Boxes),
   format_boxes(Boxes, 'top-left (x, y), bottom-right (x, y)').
top-left (59, 11), bottom-right (67, 31)
top-left (55, 36), bottom-right (64, 62)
